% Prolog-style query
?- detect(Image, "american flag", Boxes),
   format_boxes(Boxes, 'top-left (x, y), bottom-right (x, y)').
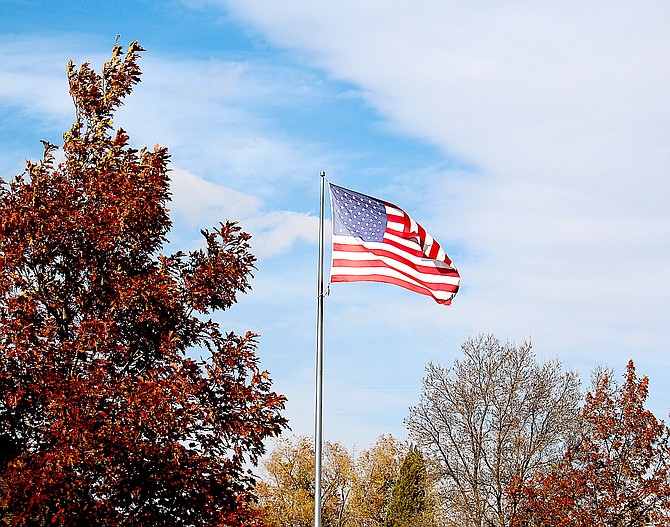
top-left (329, 183), bottom-right (460, 305)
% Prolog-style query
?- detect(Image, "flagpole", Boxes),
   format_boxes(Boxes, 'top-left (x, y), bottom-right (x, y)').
top-left (314, 171), bottom-right (326, 527)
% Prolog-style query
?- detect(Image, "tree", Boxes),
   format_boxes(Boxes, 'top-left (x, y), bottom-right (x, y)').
top-left (255, 435), bottom-right (355, 527)
top-left (513, 360), bottom-right (670, 527)
top-left (256, 434), bottom-right (433, 527)
top-left (405, 334), bottom-right (581, 527)
top-left (0, 40), bottom-right (287, 526)
top-left (322, 440), bottom-right (356, 527)
top-left (350, 434), bottom-right (406, 527)
top-left (385, 445), bottom-right (435, 527)
top-left (255, 435), bottom-right (315, 526)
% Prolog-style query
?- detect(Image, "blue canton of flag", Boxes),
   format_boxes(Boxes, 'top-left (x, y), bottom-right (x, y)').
top-left (331, 185), bottom-right (386, 242)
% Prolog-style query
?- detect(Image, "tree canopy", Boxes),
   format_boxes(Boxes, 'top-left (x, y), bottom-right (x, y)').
top-left (385, 445), bottom-right (433, 527)
top-left (256, 435), bottom-right (355, 527)
top-left (0, 40), bottom-right (287, 526)
top-left (255, 434), bottom-right (440, 527)
top-left (513, 360), bottom-right (670, 527)
top-left (406, 334), bottom-right (581, 527)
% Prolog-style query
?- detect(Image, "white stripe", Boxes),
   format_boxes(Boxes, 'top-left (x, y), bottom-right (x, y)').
top-left (409, 217), bottom-right (418, 235)
top-left (331, 265), bottom-right (457, 301)
top-left (333, 246), bottom-right (458, 278)
top-left (385, 231), bottom-right (448, 263)
top-left (382, 232), bottom-right (419, 252)
top-left (376, 220), bottom-right (445, 261)
top-left (421, 232), bottom-right (434, 255)
top-left (331, 253), bottom-right (460, 287)
top-left (386, 219), bottom-right (405, 231)
top-left (332, 244), bottom-right (460, 286)
top-left (384, 205), bottom-right (444, 258)
top-left (333, 234), bottom-right (455, 269)
top-left (385, 205), bottom-right (404, 216)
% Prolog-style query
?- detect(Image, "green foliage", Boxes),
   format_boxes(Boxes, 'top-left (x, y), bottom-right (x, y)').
top-left (256, 435), bottom-right (440, 527)
top-left (385, 445), bottom-right (429, 527)
top-left (350, 434), bottom-right (406, 526)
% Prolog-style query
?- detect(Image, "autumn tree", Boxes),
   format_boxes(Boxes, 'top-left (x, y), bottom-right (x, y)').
top-left (350, 434), bottom-right (406, 527)
top-left (406, 334), bottom-right (581, 527)
top-left (255, 435), bottom-right (314, 526)
top-left (255, 435), bottom-right (355, 527)
top-left (256, 434), bottom-right (434, 527)
top-left (0, 40), bottom-right (287, 526)
top-left (513, 360), bottom-right (670, 527)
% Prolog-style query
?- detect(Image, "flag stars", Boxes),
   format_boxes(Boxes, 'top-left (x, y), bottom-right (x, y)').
top-left (331, 185), bottom-right (387, 243)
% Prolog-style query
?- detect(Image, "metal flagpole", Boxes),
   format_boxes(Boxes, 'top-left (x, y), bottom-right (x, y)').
top-left (314, 171), bottom-right (326, 527)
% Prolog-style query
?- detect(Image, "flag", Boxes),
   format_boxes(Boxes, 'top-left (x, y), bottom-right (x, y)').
top-left (329, 183), bottom-right (460, 305)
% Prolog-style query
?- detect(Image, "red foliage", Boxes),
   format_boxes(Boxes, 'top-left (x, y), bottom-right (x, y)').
top-left (511, 360), bottom-right (670, 527)
top-left (0, 40), bottom-right (287, 526)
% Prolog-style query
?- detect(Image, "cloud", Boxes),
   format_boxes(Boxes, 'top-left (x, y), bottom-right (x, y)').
top-left (114, 53), bottom-right (338, 195)
top-left (214, 1), bottom-right (670, 297)
top-left (0, 33), bottom-right (336, 192)
top-left (3, 7), bottom-right (669, 447)
top-left (217, 1), bottom-right (669, 190)
top-left (169, 167), bottom-right (318, 259)
top-left (0, 36), bottom-right (73, 122)
top-left (169, 167), bottom-right (262, 226)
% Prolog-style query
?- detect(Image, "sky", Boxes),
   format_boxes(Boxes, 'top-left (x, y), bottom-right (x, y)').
top-left (1, 0), bottom-right (669, 452)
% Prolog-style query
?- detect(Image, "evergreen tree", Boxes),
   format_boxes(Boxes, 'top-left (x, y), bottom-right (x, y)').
top-left (385, 445), bottom-right (429, 527)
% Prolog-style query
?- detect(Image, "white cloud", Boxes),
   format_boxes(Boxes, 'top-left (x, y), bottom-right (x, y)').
top-left (170, 167), bottom-right (262, 226)
top-left (0, 37), bottom-right (73, 121)
top-left (114, 54), bottom-right (335, 194)
top-left (0, 35), bottom-right (323, 259)
top-left (170, 167), bottom-right (318, 258)
top-left (218, 1), bottom-right (669, 190)
top-left (0, 34), bottom-right (334, 193)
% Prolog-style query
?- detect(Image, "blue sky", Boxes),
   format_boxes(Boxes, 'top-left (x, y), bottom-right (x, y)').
top-left (1, 0), bottom-right (669, 450)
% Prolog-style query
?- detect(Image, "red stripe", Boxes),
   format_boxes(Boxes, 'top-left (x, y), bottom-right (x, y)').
top-left (382, 234), bottom-right (425, 258)
top-left (386, 211), bottom-right (444, 261)
top-left (386, 211), bottom-right (406, 225)
top-left (331, 257), bottom-right (460, 287)
top-left (331, 273), bottom-right (454, 305)
top-left (427, 239), bottom-right (441, 260)
top-left (383, 231), bottom-right (446, 263)
top-left (330, 187), bottom-right (459, 305)
top-left (332, 243), bottom-right (459, 276)
top-left (332, 260), bottom-right (460, 293)
top-left (417, 223), bottom-right (426, 244)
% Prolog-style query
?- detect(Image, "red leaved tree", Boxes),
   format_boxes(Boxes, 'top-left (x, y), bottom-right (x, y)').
top-left (0, 40), bottom-right (287, 526)
top-left (512, 360), bottom-right (670, 527)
